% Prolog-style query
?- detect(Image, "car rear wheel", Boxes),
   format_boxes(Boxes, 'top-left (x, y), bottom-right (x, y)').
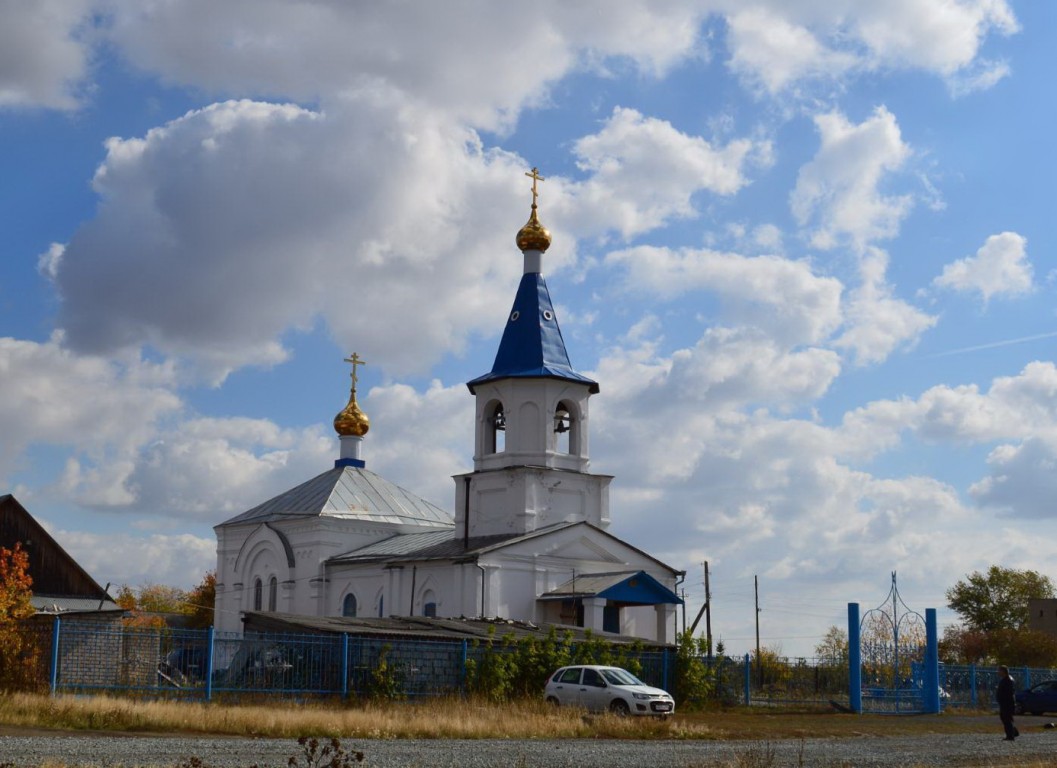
top-left (546, 696), bottom-right (559, 707)
top-left (609, 699), bottom-right (630, 716)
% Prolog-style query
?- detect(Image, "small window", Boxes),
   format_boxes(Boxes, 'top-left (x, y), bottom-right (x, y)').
top-left (421, 589), bottom-right (437, 618)
top-left (268, 576), bottom-right (278, 611)
top-left (253, 578), bottom-right (262, 611)
top-left (377, 596), bottom-right (384, 618)
top-left (343, 593), bottom-right (357, 617)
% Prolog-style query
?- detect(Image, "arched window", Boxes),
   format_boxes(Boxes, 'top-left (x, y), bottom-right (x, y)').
top-left (377, 595), bottom-right (384, 618)
top-left (253, 578), bottom-right (263, 611)
top-left (343, 593), bottom-right (357, 617)
top-left (422, 589), bottom-right (437, 618)
top-left (268, 576), bottom-right (278, 611)
top-left (489, 402), bottom-right (506, 453)
top-left (554, 403), bottom-right (572, 454)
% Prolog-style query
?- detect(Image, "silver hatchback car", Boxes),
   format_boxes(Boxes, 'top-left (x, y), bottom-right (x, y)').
top-left (544, 664), bottom-right (675, 716)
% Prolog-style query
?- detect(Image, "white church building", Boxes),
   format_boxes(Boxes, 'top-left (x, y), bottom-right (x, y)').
top-left (213, 171), bottom-right (684, 643)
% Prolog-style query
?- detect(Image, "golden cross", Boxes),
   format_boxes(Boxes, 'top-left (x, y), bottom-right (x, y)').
top-left (343, 352), bottom-right (367, 388)
top-left (525, 167), bottom-right (545, 207)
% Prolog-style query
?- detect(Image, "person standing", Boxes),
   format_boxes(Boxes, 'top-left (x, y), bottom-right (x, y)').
top-left (996, 665), bottom-right (1018, 741)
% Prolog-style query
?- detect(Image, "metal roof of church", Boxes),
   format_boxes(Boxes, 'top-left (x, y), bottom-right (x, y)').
top-left (328, 529), bottom-right (525, 563)
top-left (327, 521), bottom-right (679, 574)
top-left (466, 273), bottom-right (599, 394)
top-left (217, 465), bottom-right (454, 528)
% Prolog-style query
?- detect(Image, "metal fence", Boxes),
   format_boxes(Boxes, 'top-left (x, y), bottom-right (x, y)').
top-left (42, 618), bottom-right (1046, 711)
top-left (43, 618), bottom-right (682, 701)
top-left (940, 664), bottom-right (1057, 710)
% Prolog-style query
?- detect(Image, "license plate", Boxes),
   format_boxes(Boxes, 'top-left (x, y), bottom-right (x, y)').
top-left (653, 702), bottom-right (672, 711)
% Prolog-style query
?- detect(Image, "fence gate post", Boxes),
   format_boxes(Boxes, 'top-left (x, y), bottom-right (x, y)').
top-left (49, 616), bottom-right (61, 695)
top-left (923, 608), bottom-right (940, 713)
top-left (848, 602), bottom-right (861, 714)
top-left (743, 653), bottom-right (750, 706)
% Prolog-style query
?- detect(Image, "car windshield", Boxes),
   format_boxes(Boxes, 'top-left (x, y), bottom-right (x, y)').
top-left (601, 668), bottom-right (644, 686)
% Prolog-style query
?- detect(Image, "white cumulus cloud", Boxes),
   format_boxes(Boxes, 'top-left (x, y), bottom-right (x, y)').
top-left (934, 231), bottom-right (1033, 303)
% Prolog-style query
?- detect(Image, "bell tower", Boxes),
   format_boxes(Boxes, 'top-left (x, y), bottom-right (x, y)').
top-left (454, 168), bottom-right (611, 539)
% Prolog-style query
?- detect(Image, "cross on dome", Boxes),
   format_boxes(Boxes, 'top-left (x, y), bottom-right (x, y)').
top-left (334, 352), bottom-right (370, 438)
top-left (343, 352), bottom-right (367, 390)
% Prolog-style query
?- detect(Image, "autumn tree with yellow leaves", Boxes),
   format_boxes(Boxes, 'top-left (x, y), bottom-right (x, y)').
top-left (0, 542), bottom-right (41, 690)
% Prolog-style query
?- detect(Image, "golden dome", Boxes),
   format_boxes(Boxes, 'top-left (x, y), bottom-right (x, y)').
top-left (516, 204), bottom-right (551, 253)
top-left (516, 166), bottom-right (551, 252)
top-left (334, 352), bottom-right (370, 437)
top-left (334, 390), bottom-right (370, 437)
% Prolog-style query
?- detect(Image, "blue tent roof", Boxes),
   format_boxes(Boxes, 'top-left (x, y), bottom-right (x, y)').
top-left (467, 272), bottom-right (598, 393)
top-left (539, 570), bottom-right (683, 606)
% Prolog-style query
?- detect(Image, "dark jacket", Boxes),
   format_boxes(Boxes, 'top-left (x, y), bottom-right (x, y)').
top-left (997, 675), bottom-right (1015, 710)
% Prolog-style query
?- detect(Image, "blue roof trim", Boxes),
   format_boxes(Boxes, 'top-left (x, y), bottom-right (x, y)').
top-left (334, 458), bottom-right (366, 468)
top-left (467, 273), bottom-right (599, 394)
top-left (599, 571), bottom-right (683, 605)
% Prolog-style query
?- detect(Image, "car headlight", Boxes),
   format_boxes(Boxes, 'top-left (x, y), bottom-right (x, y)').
top-left (633, 693), bottom-right (652, 700)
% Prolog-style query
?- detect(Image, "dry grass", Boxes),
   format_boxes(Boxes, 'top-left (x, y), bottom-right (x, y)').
top-left (0, 691), bottom-right (1017, 742)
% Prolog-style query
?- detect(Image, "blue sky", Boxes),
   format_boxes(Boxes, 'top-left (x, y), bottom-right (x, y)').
top-left (2, 1), bottom-right (1055, 656)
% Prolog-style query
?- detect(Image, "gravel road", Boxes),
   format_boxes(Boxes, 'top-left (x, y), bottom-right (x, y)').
top-left (0, 731), bottom-right (1054, 768)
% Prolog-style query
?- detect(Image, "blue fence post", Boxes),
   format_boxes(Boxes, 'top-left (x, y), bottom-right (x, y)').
top-left (923, 608), bottom-right (940, 713)
top-left (743, 653), bottom-right (751, 706)
top-left (460, 639), bottom-right (468, 695)
top-left (662, 647), bottom-right (670, 693)
top-left (205, 626), bottom-right (215, 702)
top-left (848, 602), bottom-right (861, 714)
top-left (341, 633), bottom-right (350, 700)
top-left (49, 616), bottom-right (61, 695)
top-left (970, 664), bottom-right (977, 708)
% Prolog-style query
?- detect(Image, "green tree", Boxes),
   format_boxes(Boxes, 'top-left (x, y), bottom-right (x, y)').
top-left (946, 566), bottom-right (1055, 633)
top-left (673, 630), bottom-right (713, 708)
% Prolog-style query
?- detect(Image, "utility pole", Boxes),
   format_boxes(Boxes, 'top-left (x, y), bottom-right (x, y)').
top-left (681, 588), bottom-right (687, 635)
top-left (754, 574), bottom-right (762, 688)
top-left (704, 561), bottom-right (713, 661)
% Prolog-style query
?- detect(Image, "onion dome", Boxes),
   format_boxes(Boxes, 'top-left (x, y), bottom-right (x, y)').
top-left (516, 204), bottom-right (551, 253)
top-left (334, 390), bottom-right (369, 437)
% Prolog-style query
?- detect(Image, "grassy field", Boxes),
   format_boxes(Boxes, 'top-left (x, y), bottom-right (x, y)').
top-left (0, 691), bottom-right (1015, 740)
top-left (4, 695), bottom-right (1056, 768)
